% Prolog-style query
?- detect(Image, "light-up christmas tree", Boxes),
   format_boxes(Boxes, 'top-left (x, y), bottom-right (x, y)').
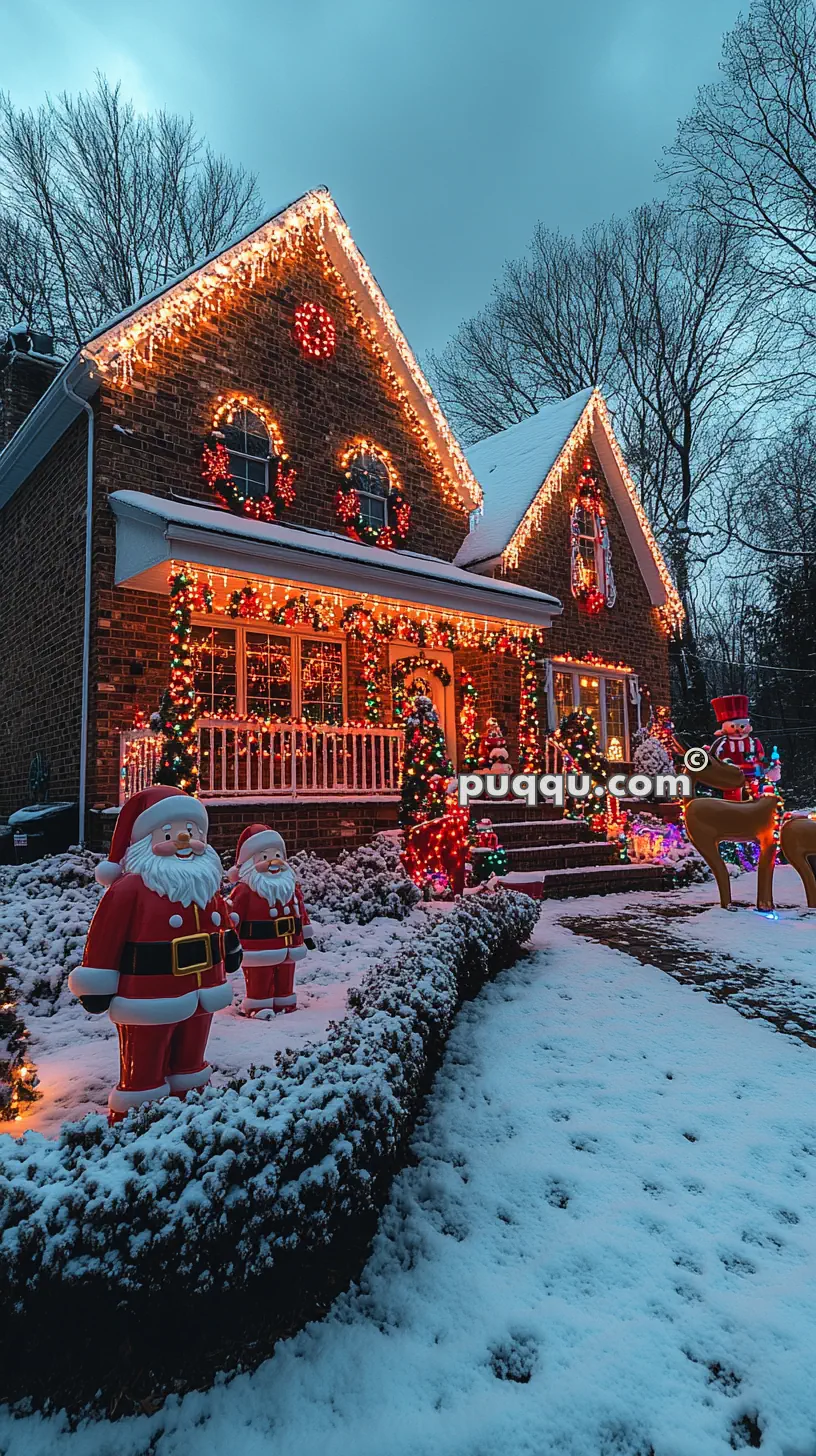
top-left (400, 694), bottom-right (454, 827)
top-left (557, 709), bottom-right (609, 819)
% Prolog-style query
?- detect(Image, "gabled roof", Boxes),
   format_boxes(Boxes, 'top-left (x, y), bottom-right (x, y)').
top-left (455, 387), bottom-right (684, 631)
top-left (0, 188), bottom-right (482, 514)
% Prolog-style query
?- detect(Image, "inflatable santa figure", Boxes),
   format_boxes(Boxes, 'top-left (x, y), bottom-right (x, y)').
top-left (479, 717), bottom-right (512, 775)
top-left (709, 694), bottom-right (779, 801)
top-left (227, 825), bottom-right (314, 1016)
top-left (68, 786), bottom-right (242, 1123)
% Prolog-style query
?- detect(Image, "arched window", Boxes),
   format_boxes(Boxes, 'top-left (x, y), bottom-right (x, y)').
top-left (349, 450), bottom-right (391, 533)
top-left (221, 408), bottom-right (273, 502)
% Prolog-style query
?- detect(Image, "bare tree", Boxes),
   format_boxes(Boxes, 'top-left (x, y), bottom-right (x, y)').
top-left (667, 0), bottom-right (816, 339)
top-left (0, 76), bottom-right (263, 350)
top-left (429, 224), bottom-right (617, 444)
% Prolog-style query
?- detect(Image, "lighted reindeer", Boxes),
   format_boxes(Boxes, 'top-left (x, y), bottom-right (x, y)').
top-left (674, 740), bottom-right (779, 911)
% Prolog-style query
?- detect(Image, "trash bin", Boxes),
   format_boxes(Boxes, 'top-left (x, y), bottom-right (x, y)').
top-left (7, 803), bottom-right (78, 862)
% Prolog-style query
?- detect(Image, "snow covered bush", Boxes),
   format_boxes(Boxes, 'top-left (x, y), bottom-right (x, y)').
top-left (0, 849), bottom-right (102, 1003)
top-left (291, 833), bottom-right (419, 923)
top-left (631, 727), bottom-right (673, 777)
top-left (0, 885), bottom-right (538, 1410)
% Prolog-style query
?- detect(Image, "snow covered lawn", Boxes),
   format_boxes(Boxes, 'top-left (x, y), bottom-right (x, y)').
top-left (9, 895), bottom-right (816, 1455)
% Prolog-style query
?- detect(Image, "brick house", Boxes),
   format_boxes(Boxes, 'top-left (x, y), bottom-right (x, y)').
top-left (0, 188), bottom-right (682, 859)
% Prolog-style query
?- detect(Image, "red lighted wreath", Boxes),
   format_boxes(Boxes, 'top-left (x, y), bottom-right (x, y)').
top-left (294, 301), bottom-right (336, 360)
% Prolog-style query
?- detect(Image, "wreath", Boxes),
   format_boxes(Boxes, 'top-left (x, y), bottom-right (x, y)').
top-left (203, 399), bottom-right (297, 523)
top-left (335, 441), bottom-right (411, 549)
top-left (294, 301), bottom-right (336, 359)
top-left (391, 655), bottom-right (452, 720)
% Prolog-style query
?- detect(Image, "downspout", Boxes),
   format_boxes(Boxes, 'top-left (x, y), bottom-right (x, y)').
top-left (63, 373), bottom-right (94, 847)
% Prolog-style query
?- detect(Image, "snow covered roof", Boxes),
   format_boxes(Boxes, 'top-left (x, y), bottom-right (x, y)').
top-left (109, 490), bottom-right (562, 628)
top-left (456, 390), bottom-right (594, 569)
top-left (455, 388), bottom-right (684, 630)
top-left (0, 188), bottom-right (481, 515)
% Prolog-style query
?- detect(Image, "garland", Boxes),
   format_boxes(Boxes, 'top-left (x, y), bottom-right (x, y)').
top-left (569, 457), bottom-right (616, 614)
top-left (157, 571), bottom-right (213, 791)
top-left (518, 648), bottom-right (542, 771)
top-left (458, 669), bottom-right (480, 770)
top-left (203, 396), bottom-right (297, 523)
top-left (391, 655), bottom-right (452, 722)
top-left (336, 440), bottom-right (411, 548)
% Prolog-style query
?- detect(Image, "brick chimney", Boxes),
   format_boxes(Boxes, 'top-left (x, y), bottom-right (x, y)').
top-left (0, 325), bottom-right (64, 449)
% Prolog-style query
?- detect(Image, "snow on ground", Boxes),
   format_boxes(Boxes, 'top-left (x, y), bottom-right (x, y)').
top-left (8, 898), bottom-right (816, 1454)
top-left (0, 851), bottom-right (424, 1136)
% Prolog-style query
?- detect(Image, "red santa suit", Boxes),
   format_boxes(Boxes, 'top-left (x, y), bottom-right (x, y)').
top-left (227, 825), bottom-right (313, 1014)
top-left (68, 786), bottom-right (242, 1120)
top-left (709, 694), bottom-right (765, 801)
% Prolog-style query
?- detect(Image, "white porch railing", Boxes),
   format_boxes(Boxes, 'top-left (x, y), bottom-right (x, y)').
top-left (119, 729), bottom-right (164, 804)
top-left (196, 719), bottom-right (404, 798)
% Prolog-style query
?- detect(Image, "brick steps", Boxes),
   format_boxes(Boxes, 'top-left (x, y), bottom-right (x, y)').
top-left (485, 840), bottom-right (618, 873)
top-left (499, 862), bottom-right (674, 899)
top-left (486, 818), bottom-right (597, 847)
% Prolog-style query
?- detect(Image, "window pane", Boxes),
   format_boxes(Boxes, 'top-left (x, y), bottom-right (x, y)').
top-left (605, 678), bottom-right (626, 755)
top-left (350, 453), bottom-right (390, 497)
top-left (300, 640), bottom-right (343, 725)
top-left (190, 625), bottom-right (237, 716)
top-left (578, 674), bottom-right (601, 732)
top-left (554, 671), bottom-right (576, 727)
top-left (358, 493), bottom-right (387, 530)
top-left (222, 410), bottom-right (269, 458)
top-left (246, 632), bottom-right (292, 719)
top-left (576, 507), bottom-right (599, 587)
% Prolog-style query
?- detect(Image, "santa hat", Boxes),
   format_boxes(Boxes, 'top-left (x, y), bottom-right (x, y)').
top-left (711, 694), bottom-right (749, 726)
top-left (226, 823), bottom-right (286, 883)
top-left (96, 786), bottom-right (208, 887)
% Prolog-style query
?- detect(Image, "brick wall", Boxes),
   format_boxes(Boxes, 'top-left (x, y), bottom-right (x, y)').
top-left (499, 432), bottom-right (671, 712)
top-left (0, 413), bottom-right (88, 816)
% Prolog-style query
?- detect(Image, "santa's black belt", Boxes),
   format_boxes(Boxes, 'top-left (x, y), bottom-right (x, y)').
top-left (121, 933), bottom-right (223, 977)
top-left (242, 917), bottom-right (302, 939)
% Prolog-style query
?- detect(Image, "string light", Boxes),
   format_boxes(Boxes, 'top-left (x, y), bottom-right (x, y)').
top-left (391, 656), bottom-right (451, 722)
top-left (569, 457), bottom-right (616, 614)
top-left (336, 439), bottom-right (411, 548)
top-left (458, 669), bottom-right (480, 771)
top-left (203, 395), bottom-right (296, 522)
top-left (83, 189), bottom-right (481, 516)
top-left (293, 300), bottom-right (336, 359)
top-left (518, 648), bottom-right (542, 771)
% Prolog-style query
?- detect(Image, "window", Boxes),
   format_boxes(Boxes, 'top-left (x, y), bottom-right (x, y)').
top-left (349, 451), bottom-right (391, 532)
top-left (221, 409), bottom-right (273, 502)
top-left (190, 626), bottom-right (237, 715)
top-left (300, 640), bottom-right (344, 725)
top-left (550, 661), bottom-right (633, 755)
top-left (191, 620), bottom-right (345, 723)
top-left (575, 504), bottom-right (602, 593)
top-left (246, 633), bottom-right (292, 718)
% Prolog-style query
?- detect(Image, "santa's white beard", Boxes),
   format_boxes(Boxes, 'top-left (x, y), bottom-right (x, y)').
top-left (125, 834), bottom-right (223, 908)
top-left (239, 859), bottom-right (297, 907)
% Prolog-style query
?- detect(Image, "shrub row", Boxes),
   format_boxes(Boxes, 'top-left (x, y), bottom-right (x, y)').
top-left (0, 887), bottom-right (539, 1412)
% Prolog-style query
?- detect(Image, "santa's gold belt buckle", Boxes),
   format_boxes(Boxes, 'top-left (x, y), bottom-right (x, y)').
top-left (171, 933), bottom-right (213, 977)
top-left (275, 915), bottom-right (296, 937)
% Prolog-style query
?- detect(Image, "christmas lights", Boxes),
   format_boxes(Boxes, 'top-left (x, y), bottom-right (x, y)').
top-left (391, 656), bottom-right (451, 722)
top-left (204, 396), bottom-right (296, 522)
top-left (399, 695), bottom-right (454, 827)
top-left (336, 440), bottom-right (411, 548)
top-left (0, 955), bottom-right (39, 1123)
top-left (458, 669), bottom-right (480, 771)
top-left (156, 570), bottom-right (214, 792)
top-left (569, 458), bottom-right (616, 614)
top-left (293, 300), bottom-right (336, 359)
top-left (555, 709), bottom-right (609, 820)
top-left (518, 648), bottom-right (542, 770)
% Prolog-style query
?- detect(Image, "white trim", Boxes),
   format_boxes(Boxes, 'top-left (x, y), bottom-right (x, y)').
top-left (167, 1066), bottom-right (211, 1091)
top-left (237, 828), bottom-right (285, 865)
top-left (547, 658), bottom-right (632, 756)
top-left (108, 1082), bottom-right (170, 1113)
top-left (198, 982), bottom-right (233, 1012)
top-left (273, 994), bottom-right (297, 1007)
top-left (108, 491), bottom-right (561, 628)
top-left (68, 966), bottom-right (120, 996)
top-left (109, 990), bottom-right (199, 1025)
top-left (388, 643), bottom-right (457, 767)
top-left (132, 794), bottom-right (208, 840)
top-left (243, 995), bottom-right (277, 1010)
top-left (240, 946), bottom-right (306, 965)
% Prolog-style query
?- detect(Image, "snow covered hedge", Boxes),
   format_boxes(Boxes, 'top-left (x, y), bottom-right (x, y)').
top-left (0, 886), bottom-right (538, 1410)
top-left (291, 833), bottom-right (419, 923)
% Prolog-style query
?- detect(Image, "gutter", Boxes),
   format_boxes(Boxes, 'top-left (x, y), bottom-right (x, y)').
top-left (62, 374), bottom-right (95, 847)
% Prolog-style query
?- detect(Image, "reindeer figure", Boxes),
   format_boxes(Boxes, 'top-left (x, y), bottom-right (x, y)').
top-left (675, 740), bottom-right (779, 911)
top-left (779, 816), bottom-right (816, 908)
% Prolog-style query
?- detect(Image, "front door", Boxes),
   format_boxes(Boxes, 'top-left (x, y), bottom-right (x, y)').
top-left (389, 645), bottom-right (457, 766)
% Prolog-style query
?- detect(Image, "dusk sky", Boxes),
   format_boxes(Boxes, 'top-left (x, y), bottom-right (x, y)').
top-left (4, 0), bottom-right (744, 358)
